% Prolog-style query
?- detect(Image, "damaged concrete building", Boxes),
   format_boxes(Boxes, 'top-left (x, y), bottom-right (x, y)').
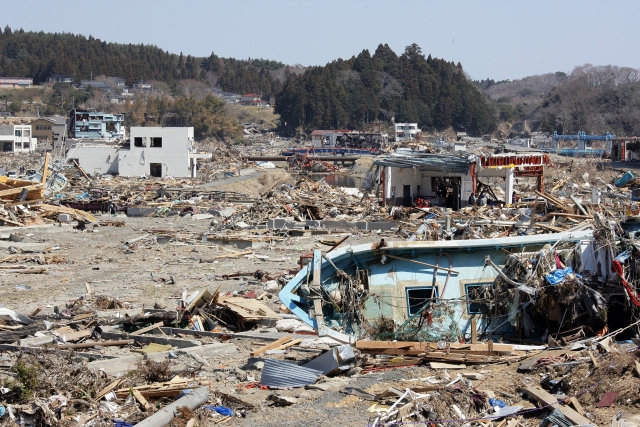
top-left (374, 151), bottom-right (551, 208)
top-left (65, 127), bottom-right (211, 177)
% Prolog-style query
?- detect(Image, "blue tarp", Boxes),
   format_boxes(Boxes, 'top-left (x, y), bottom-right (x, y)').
top-left (546, 267), bottom-right (573, 285)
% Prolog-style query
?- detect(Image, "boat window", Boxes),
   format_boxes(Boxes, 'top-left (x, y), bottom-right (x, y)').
top-left (406, 287), bottom-right (438, 316)
top-left (466, 283), bottom-right (492, 315)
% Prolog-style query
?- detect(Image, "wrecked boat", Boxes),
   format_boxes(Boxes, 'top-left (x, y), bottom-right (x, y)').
top-left (280, 229), bottom-right (608, 344)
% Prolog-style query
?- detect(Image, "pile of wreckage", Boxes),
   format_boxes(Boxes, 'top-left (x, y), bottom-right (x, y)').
top-left (209, 176), bottom-right (384, 232)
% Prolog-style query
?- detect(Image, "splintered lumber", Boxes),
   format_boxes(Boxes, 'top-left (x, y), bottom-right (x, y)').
top-left (122, 311), bottom-right (175, 327)
top-left (0, 184), bottom-right (44, 200)
top-left (94, 378), bottom-right (123, 401)
top-left (250, 336), bottom-right (292, 356)
top-left (41, 153), bottom-right (50, 184)
top-left (218, 297), bottom-right (282, 321)
top-left (534, 191), bottom-right (573, 213)
top-left (273, 338), bottom-right (302, 350)
top-left (37, 203), bottom-right (97, 223)
top-left (521, 385), bottom-right (591, 426)
top-left (131, 321), bottom-right (164, 336)
top-left (132, 389), bottom-right (154, 412)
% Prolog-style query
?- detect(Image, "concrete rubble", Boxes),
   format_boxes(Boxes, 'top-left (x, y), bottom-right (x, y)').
top-left (0, 140), bottom-right (639, 426)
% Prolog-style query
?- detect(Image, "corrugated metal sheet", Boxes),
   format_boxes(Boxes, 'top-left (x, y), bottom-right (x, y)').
top-left (260, 358), bottom-right (323, 388)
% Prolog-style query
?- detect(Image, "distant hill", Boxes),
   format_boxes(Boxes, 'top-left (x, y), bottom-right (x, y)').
top-left (476, 65), bottom-right (640, 137)
top-left (0, 26), bottom-right (283, 99)
top-left (0, 28), bottom-right (497, 135)
top-left (276, 43), bottom-right (496, 136)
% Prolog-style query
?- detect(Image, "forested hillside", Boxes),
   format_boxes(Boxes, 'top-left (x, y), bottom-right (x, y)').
top-left (0, 27), bottom-right (496, 136)
top-left (276, 44), bottom-right (496, 135)
top-left (0, 26), bottom-right (281, 98)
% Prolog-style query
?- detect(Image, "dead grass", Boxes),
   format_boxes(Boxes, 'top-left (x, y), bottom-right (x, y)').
top-left (136, 359), bottom-right (171, 383)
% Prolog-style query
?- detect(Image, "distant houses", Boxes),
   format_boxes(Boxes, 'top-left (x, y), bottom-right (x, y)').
top-left (0, 77), bottom-right (33, 88)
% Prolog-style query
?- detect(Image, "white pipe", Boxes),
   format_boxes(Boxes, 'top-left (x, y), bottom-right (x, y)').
top-left (135, 387), bottom-right (209, 427)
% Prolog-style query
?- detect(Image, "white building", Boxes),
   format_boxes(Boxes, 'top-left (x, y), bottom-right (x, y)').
top-left (0, 125), bottom-right (37, 153)
top-left (394, 123), bottom-right (422, 142)
top-left (65, 127), bottom-right (211, 177)
top-left (374, 151), bottom-right (551, 208)
top-left (310, 130), bottom-right (347, 148)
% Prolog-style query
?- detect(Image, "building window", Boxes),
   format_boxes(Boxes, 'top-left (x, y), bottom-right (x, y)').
top-left (397, 133), bottom-right (405, 138)
top-left (406, 287), bottom-right (438, 316)
top-left (134, 137), bottom-right (144, 147)
top-left (150, 163), bottom-right (163, 177)
top-left (465, 283), bottom-right (492, 315)
top-left (24, 130), bottom-right (30, 137)
top-left (150, 137), bottom-right (162, 147)
top-left (14, 130), bottom-right (22, 137)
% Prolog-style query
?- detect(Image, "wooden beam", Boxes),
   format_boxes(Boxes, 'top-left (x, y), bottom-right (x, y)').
top-left (250, 336), bottom-right (292, 357)
top-left (94, 378), bottom-right (123, 401)
top-left (41, 152), bottom-right (50, 185)
top-left (132, 389), bottom-right (154, 412)
top-left (521, 385), bottom-right (591, 426)
top-left (130, 321), bottom-right (164, 336)
top-left (471, 318), bottom-right (477, 344)
top-left (0, 184), bottom-right (43, 198)
top-left (273, 338), bottom-right (302, 350)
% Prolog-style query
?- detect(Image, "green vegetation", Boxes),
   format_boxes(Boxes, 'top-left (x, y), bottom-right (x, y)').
top-left (124, 93), bottom-right (241, 140)
top-left (251, 58), bottom-right (285, 70)
top-left (0, 26), bottom-right (283, 98)
top-left (13, 358), bottom-right (40, 400)
top-left (276, 43), bottom-right (496, 135)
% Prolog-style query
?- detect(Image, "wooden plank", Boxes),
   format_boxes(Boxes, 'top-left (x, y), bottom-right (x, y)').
top-left (41, 153), bottom-right (50, 184)
top-left (132, 389), bottom-right (154, 412)
top-left (568, 396), bottom-right (585, 415)
top-left (0, 184), bottom-right (43, 199)
top-left (430, 362), bottom-right (466, 369)
top-left (130, 321), bottom-right (164, 336)
top-left (73, 313), bottom-right (94, 321)
top-left (589, 350), bottom-right (599, 368)
top-left (273, 338), bottom-right (302, 350)
top-left (94, 378), bottom-right (123, 401)
top-left (116, 389), bottom-right (183, 398)
top-left (471, 318), bottom-right (477, 344)
top-left (29, 307), bottom-right (42, 317)
top-left (250, 336), bottom-right (292, 357)
top-left (521, 385), bottom-right (591, 426)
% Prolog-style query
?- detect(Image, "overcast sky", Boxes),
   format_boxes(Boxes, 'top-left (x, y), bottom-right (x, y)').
top-left (3, 0), bottom-right (639, 81)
